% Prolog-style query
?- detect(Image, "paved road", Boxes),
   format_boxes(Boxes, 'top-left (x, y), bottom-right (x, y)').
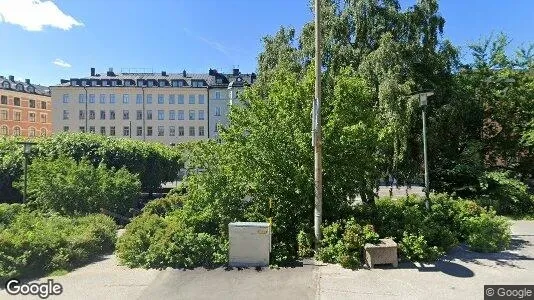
top-left (2, 221), bottom-right (532, 300)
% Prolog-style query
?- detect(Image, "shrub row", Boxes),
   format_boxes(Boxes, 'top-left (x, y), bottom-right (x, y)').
top-left (0, 204), bottom-right (117, 283)
top-left (18, 156), bottom-right (141, 218)
top-left (315, 195), bottom-right (511, 266)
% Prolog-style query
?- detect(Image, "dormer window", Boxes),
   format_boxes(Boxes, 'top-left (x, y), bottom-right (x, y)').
top-left (111, 80), bottom-right (117, 87)
top-left (2, 81), bottom-right (10, 88)
top-left (124, 80), bottom-right (131, 87)
top-left (171, 80), bottom-right (178, 87)
top-left (148, 80), bottom-right (154, 87)
top-left (28, 86), bottom-right (35, 93)
top-left (216, 78), bottom-right (223, 84)
top-left (92, 80), bottom-right (97, 86)
top-left (16, 84), bottom-right (23, 91)
top-left (137, 80), bottom-right (144, 87)
top-left (178, 81), bottom-right (184, 87)
top-left (81, 80), bottom-right (87, 86)
top-left (70, 80), bottom-right (77, 86)
top-left (159, 80), bottom-right (166, 87)
top-left (191, 80), bottom-right (204, 88)
top-left (102, 80), bottom-right (108, 86)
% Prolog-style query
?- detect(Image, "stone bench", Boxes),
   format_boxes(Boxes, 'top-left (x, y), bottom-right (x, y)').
top-left (364, 238), bottom-right (398, 268)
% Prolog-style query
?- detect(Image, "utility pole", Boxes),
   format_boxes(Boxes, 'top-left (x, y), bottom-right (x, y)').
top-left (313, 0), bottom-right (323, 250)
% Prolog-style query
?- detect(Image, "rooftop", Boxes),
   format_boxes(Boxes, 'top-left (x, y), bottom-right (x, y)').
top-left (0, 75), bottom-right (51, 96)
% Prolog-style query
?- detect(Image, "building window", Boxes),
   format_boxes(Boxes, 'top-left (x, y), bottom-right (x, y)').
top-left (216, 78), bottom-right (223, 84)
top-left (124, 80), bottom-right (131, 87)
top-left (158, 110), bottom-right (164, 120)
top-left (147, 81), bottom-right (154, 87)
top-left (215, 91), bottom-right (221, 99)
top-left (81, 80), bottom-right (87, 86)
top-left (198, 95), bottom-right (205, 104)
top-left (110, 110), bottom-right (115, 120)
top-left (100, 110), bottom-right (106, 120)
top-left (79, 94), bottom-right (86, 103)
top-left (63, 126), bottom-right (69, 132)
top-left (158, 94), bottom-right (164, 104)
top-left (147, 110), bottom-right (153, 120)
top-left (158, 126), bottom-right (164, 136)
top-left (177, 110), bottom-right (184, 120)
top-left (92, 80), bottom-right (97, 86)
top-left (41, 101), bottom-right (47, 109)
top-left (14, 111), bottom-right (21, 121)
top-left (40, 128), bottom-right (47, 137)
top-left (100, 94), bottom-right (106, 104)
top-left (89, 94), bottom-right (95, 103)
top-left (215, 107), bottom-right (221, 116)
top-left (110, 126), bottom-right (116, 136)
top-left (189, 110), bottom-right (195, 120)
top-left (1, 95), bottom-right (7, 104)
top-left (169, 126), bottom-right (176, 136)
top-left (79, 126), bottom-right (86, 133)
top-left (110, 94), bottom-right (116, 104)
top-left (147, 94), bottom-right (152, 104)
top-left (172, 81), bottom-right (178, 87)
top-left (159, 81), bottom-right (165, 87)
top-left (178, 126), bottom-right (184, 136)
top-left (14, 97), bottom-right (20, 106)
top-left (41, 114), bottom-right (47, 123)
top-left (188, 95), bottom-right (195, 104)
top-left (198, 110), bottom-right (204, 120)
top-left (29, 99), bottom-right (36, 108)
top-left (29, 112), bottom-right (36, 122)
top-left (102, 80), bottom-right (108, 87)
top-left (62, 94), bottom-right (69, 103)
top-left (169, 110), bottom-right (175, 120)
top-left (29, 127), bottom-right (36, 137)
top-left (214, 123), bottom-right (219, 132)
top-left (100, 126), bottom-right (106, 135)
top-left (123, 126), bottom-right (130, 137)
top-left (123, 110), bottom-right (129, 120)
top-left (2, 81), bottom-right (9, 88)
top-left (189, 126), bottom-right (195, 136)
top-left (136, 94), bottom-right (142, 104)
top-left (192, 81), bottom-right (203, 87)
top-left (89, 110), bottom-right (95, 120)
top-left (13, 127), bottom-right (21, 136)
top-left (136, 127), bottom-right (142, 136)
top-left (89, 126), bottom-right (95, 134)
top-left (0, 125), bottom-right (7, 135)
top-left (1, 110), bottom-right (7, 120)
top-left (137, 80), bottom-right (144, 87)
top-left (147, 126), bottom-right (153, 136)
top-left (199, 126), bottom-right (205, 136)
top-left (123, 94), bottom-right (129, 104)
top-left (136, 110), bottom-right (142, 120)
top-left (178, 95), bottom-right (184, 104)
top-left (169, 95), bottom-right (175, 104)
top-left (111, 80), bottom-right (117, 87)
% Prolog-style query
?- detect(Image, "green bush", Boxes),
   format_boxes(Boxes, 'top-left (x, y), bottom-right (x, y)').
top-left (478, 171), bottom-right (534, 215)
top-left (141, 194), bottom-right (185, 217)
top-left (116, 209), bottom-right (226, 269)
top-left (0, 207), bottom-right (116, 282)
top-left (465, 211), bottom-right (511, 252)
top-left (0, 137), bottom-right (25, 202)
top-left (317, 218), bottom-right (380, 268)
top-left (297, 230), bottom-right (314, 258)
top-left (15, 157), bottom-right (140, 217)
top-left (399, 233), bottom-right (444, 262)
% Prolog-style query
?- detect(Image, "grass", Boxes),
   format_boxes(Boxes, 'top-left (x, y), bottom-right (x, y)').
top-left (48, 269), bottom-right (69, 277)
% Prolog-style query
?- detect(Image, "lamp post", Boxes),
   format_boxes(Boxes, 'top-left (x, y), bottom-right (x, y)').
top-left (16, 141), bottom-right (36, 203)
top-left (313, 0), bottom-right (323, 249)
top-left (415, 91), bottom-right (434, 210)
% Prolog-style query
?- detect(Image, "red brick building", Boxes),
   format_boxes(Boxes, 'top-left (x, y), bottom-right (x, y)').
top-left (0, 75), bottom-right (51, 137)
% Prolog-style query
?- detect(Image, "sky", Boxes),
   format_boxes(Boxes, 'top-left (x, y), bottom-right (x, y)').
top-left (0, 0), bottom-right (532, 86)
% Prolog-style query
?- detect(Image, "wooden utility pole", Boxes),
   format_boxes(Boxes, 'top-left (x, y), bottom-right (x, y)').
top-left (313, 0), bottom-right (323, 250)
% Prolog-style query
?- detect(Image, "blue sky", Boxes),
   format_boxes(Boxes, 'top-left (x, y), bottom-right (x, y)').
top-left (0, 0), bottom-right (532, 86)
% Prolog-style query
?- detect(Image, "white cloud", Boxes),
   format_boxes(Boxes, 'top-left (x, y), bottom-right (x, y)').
top-left (0, 0), bottom-right (83, 31)
top-left (52, 58), bottom-right (71, 68)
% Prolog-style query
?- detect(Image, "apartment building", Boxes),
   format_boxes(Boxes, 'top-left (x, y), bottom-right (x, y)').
top-left (0, 75), bottom-right (52, 137)
top-left (51, 67), bottom-right (255, 144)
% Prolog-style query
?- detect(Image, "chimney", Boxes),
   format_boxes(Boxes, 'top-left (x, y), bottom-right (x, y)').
top-left (232, 68), bottom-right (240, 76)
top-left (161, 71), bottom-right (167, 76)
top-left (182, 70), bottom-right (187, 77)
top-left (9, 75), bottom-right (14, 82)
top-left (106, 67), bottom-right (115, 76)
top-left (90, 68), bottom-right (95, 76)
top-left (25, 79), bottom-right (30, 84)
top-left (209, 68), bottom-right (217, 76)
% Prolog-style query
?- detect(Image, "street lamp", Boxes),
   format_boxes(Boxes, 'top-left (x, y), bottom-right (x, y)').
top-left (414, 91), bottom-right (434, 210)
top-left (16, 141), bottom-right (36, 203)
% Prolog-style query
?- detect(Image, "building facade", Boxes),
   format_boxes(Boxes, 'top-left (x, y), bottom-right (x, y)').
top-left (0, 75), bottom-right (52, 137)
top-left (51, 68), bottom-right (255, 144)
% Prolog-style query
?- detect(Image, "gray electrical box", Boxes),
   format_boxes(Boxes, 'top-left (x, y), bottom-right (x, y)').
top-left (228, 222), bottom-right (271, 267)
